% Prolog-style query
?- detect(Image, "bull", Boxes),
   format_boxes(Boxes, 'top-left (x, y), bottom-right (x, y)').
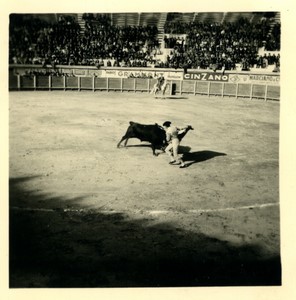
top-left (117, 121), bottom-right (166, 156)
top-left (117, 122), bottom-right (194, 156)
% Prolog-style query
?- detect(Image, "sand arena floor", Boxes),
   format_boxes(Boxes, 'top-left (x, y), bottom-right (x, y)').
top-left (9, 91), bottom-right (280, 287)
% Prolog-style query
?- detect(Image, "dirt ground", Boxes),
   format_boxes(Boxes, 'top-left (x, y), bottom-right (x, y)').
top-left (9, 91), bottom-right (280, 287)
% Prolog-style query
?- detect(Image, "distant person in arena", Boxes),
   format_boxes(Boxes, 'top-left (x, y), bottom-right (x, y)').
top-left (162, 121), bottom-right (187, 168)
top-left (150, 75), bottom-right (167, 97)
top-left (158, 75), bottom-right (165, 87)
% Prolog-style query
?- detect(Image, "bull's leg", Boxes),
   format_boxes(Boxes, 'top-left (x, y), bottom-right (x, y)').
top-left (151, 144), bottom-right (157, 156)
top-left (160, 146), bottom-right (166, 153)
top-left (117, 136), bottom-right (129, 148)
top-left (123, 138), bottom-right (129, 147)
top-left (159, 146), bottom-right (166, 154)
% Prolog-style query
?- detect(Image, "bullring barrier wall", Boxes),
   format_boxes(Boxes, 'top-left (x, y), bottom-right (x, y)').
top-left (9, 65), bottom-right (280, 101)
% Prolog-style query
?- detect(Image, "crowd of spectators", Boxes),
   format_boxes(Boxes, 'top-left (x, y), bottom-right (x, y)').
top-left (9, 13), bottom-right (161, 68)
top-left (9, 14), bottom-right (81, 66)
top-left (80, 13), bottom-right (161, 67)
top-left (9, 14), bottom-right (280, 72)
top-left (163, 17), bottom-right (280, 71)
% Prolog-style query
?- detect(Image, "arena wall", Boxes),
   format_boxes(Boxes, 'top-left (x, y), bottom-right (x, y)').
top-left (9, 65), bottom-right (280, 101)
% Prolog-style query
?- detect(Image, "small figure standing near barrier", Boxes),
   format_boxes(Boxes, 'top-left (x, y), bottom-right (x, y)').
top-left (150, 75), bottom-right (169, 98)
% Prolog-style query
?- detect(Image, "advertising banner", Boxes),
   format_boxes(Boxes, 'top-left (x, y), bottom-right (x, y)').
top-left (10, 65), bottom-right (280, 86)
top-left (184, 72), bottom-right (229, 82)
top-left (166, 72), bottom-right (184, 80)
top-left (229, 74), bottom-right (280, 85)
top-left (98, 69), bottom-right (183, 80)
top-left (184, 72), bottom-right (280, 85)
top-left (99, 69), bottom-right (154, 79)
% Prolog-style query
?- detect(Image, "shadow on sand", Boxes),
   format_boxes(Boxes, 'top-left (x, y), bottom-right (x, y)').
top-left (120, 144), bottom-right (165, 156)
top-left (157, 96), bottom-right (188, 100)
top-left (120, 146), bottom-right (226, 165)
top-left (9, 176), bottom-right (281, 287)
top-left (181, 149), bottom-right (227, 167)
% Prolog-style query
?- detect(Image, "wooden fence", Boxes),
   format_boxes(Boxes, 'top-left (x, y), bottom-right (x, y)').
top-left (9, 74), bottom-right (280, 101)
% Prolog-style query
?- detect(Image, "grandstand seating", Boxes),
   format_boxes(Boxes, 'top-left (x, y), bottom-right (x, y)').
top-left (194, 12), bottom-right (225, 23)
top-left (9, 12), bottom-right (281, 71)
top-left (138, 13), bottom-right (162, 27)
top-left (223, 12), bottom-right (254, 23)
top-left (181, 13), bottom-right (195, 23)
top-left (77, 13), bottom-right (85, 34)
top-left (111, 13), bottom-right (126, 27)
top-left (112, 13), bottom-right (139, 27)
top-left (268, 12), bottom-right (280, 36)
top-left (156, 13), bottom-right (168, 43)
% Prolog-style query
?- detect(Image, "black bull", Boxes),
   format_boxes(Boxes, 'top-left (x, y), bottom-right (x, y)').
top-left (117, 121), bottom-right (194, 156)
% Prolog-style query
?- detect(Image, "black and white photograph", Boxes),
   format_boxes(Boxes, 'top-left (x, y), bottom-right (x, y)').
top-left (2, 0), bottom-right (296, 299)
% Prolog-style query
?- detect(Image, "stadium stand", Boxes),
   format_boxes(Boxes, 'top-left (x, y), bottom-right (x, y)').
top-left (9, 12), bottom-right (280, 72)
